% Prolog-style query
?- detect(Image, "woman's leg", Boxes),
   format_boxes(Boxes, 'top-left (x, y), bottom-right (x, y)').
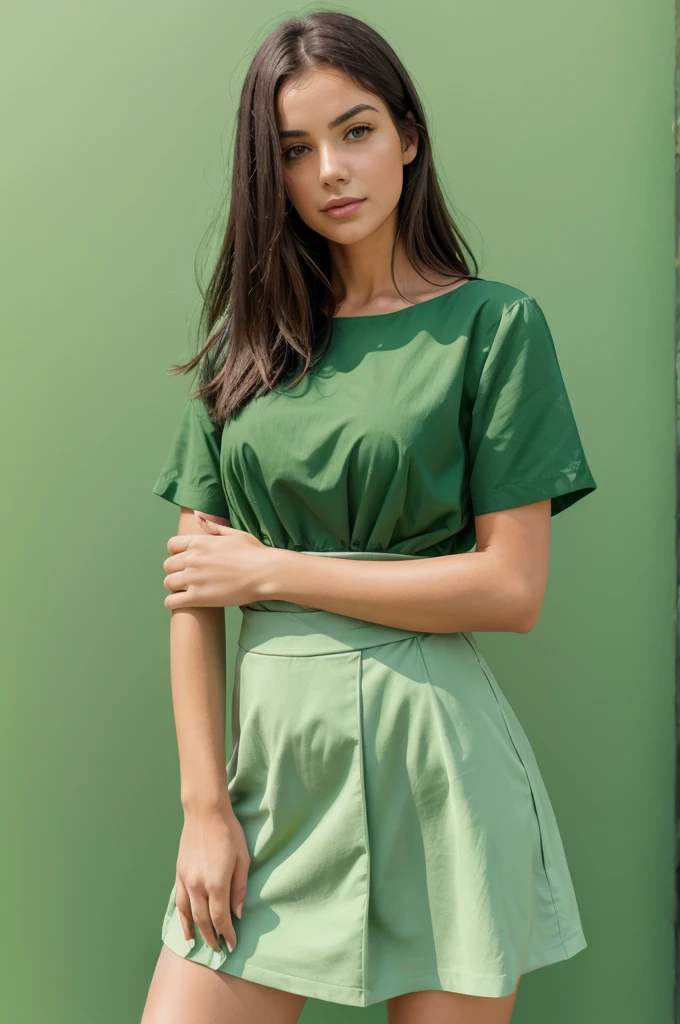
top-left (386, 976), bottom-right (520, 1024)
top-left (141, 944), bottom-right (308, 1024)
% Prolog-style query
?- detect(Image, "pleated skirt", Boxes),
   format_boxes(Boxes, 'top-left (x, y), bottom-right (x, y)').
top-left (160, 550), bottom-right (587, 1006)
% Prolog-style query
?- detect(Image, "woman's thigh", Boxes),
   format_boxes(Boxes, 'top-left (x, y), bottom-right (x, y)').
top-left (141, 944), bottom-right (308, 1024)
top-left (386, 977), bottom-right (520, 1024)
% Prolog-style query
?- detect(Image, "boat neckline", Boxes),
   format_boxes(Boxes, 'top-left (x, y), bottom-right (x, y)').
top-left (329, 278), bottom-right (483, 322)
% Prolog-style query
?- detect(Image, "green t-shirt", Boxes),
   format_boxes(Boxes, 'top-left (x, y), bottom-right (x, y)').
top-left (152, 278), bottom-right (597, 556)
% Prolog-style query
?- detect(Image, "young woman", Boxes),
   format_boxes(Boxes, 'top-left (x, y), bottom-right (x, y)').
top-left (141, 11), bottom-right (597, 1024)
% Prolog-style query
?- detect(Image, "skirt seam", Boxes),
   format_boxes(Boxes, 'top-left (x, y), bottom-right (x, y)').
top-left (355, 650), bottom-right (371, 995)
top-left (412, 633), bottom-right (433, 686)
top-left (458, 630), bottom-right (570, 957)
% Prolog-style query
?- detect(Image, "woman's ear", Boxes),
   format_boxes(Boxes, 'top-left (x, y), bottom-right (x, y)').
top-left (401, 111), bottom-right (419, 162)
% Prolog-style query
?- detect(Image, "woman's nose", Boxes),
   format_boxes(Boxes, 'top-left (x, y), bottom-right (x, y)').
top-left (318, 142), bottom-right (348, 183)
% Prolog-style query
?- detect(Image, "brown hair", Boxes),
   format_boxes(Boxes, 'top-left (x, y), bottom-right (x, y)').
top-left (168, 10), bottom-right (480, 424)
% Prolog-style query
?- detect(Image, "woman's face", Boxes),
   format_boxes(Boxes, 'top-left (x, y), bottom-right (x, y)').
top-left (276, 67), bottom-right (417, 246)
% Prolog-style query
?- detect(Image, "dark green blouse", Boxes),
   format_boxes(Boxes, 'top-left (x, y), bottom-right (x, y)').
top-left (152, 278), bottom-right (597, 557)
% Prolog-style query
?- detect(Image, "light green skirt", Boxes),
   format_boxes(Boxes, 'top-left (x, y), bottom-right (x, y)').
top-left (160, 551), bottom-right (587, 1006)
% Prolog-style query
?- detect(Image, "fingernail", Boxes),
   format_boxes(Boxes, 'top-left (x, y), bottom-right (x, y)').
top-left (235, 902), bottom-right (243, 919)
top-left (226, 940), bottom-right (235, 953)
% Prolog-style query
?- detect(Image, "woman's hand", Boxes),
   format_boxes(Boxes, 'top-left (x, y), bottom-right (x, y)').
top-left (162, 511), bottom-right (273, 610)
top-left (175, 802), bottom-right (251, 954)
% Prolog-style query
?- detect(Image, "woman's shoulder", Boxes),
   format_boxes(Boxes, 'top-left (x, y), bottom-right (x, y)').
top-left (461, 279), bottom-right (549, 344)
top-left (468, 277), bottom-right (536, 310)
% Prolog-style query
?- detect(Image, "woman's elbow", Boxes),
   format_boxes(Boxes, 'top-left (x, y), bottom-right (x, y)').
top-left (512, 589), bottom-right (544, 633)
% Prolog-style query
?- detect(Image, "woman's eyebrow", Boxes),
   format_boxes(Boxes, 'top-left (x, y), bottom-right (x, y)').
top-left (278, 103), bottom-right (380, 139)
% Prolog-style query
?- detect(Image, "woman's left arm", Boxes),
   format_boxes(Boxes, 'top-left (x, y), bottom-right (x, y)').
top-left (162, 500), bottom-right (550, 634)
top-left (263, 499), bottom-right (552, 634)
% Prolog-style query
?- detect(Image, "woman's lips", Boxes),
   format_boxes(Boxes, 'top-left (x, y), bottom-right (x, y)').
top-left (323, 198), bottom-right (366, 218)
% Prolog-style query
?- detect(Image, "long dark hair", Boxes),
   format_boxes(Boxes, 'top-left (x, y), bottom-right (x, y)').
top-left (168, 10), bottom-right (480, 425)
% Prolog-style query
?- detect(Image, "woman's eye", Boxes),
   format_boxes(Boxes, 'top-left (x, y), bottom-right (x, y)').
top-left (283, 144), bottom-right (307, 161)
top-left (346, 124), bottom-right (373, 140)
top-left (282, 124), bottom-right (374, 162)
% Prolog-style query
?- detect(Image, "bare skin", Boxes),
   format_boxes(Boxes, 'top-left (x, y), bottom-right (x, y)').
top-left (386, 977), bottom-right (521, 1024)
top-left (141, 944), bottom-right (308, 1024)
top-left (278, 64), bottom-right (465, 317)
top-left (172, 499), bottom-right (551, 634)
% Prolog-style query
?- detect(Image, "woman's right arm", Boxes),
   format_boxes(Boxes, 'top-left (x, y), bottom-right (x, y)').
top-left (167, 507), bottom-right (250, 955)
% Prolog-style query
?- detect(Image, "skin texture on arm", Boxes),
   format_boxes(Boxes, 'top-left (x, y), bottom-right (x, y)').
top-left (165, 506), bottom-right (251, 956)
top-left (264, 499), bottom-right (552, 634)
top-left (167, 498), bottom-right (552, 635)
top-left (170, 507), bottom-right (231, 812)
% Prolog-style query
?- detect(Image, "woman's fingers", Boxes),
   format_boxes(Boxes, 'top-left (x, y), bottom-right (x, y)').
top-left (209, 889), bottom-right (237, 952)
top-left (163, 567), bottom-right (190, 594)
top-left (175, 877), bottom-right (195, 946)
top-left (189, 886), bottom-right (222, 952)
top-left (173, 820), bottom-right (248, 955)
top-left (231, 851), bottom-right (250, 921)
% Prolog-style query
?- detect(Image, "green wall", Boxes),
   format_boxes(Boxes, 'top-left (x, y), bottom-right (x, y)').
top-left (2, 1), bottom-right (675, 1021)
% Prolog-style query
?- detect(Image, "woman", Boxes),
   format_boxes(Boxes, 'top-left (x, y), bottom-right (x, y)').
top-left (141, 11), bottom-right (597, 1024)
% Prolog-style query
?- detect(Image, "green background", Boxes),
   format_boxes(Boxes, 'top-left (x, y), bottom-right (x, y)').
top-left (2, 0), bottom-right (675, 1021)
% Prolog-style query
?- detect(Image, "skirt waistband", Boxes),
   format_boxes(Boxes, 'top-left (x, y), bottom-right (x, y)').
top-left (238, 549), bottom-right (428, 656)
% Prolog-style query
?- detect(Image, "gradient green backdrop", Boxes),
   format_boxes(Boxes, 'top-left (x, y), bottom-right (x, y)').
top-left (2, 1), bottom-right (675, 1021)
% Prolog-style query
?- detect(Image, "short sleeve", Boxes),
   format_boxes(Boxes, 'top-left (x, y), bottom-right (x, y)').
top-left (468, 296), bottom-right (597, 517)
top-left (151, 397), bottom-right (230, 517)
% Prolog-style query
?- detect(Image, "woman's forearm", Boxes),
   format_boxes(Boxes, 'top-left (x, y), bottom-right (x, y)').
top-left (169, 606), bottom-right (232, 812)
top-left (261, 548), bottom-right (535, 634)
